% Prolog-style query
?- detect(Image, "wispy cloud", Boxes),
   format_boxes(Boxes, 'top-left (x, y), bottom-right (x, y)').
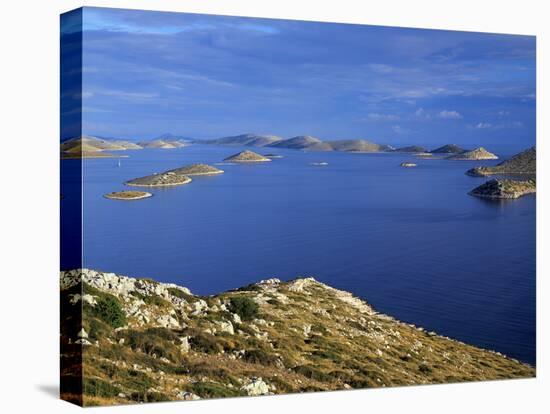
top-left (438, 110), bottom-right (462, 119)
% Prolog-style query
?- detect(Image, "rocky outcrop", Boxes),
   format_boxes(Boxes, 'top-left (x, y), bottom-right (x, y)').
top-left (60, 269), bottom-right (534, 406)
top-left (469, 179), bottom-right (536, 199)
top-left (223, 150), bottom-right (271, 162)
top-left (447, 147), bottom-right (498, 160)
top-left (466, 147), bottom-right (536, 177)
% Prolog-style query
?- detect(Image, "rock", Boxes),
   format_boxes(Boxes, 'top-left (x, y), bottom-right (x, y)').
top-left (77, 328), bottom-right (88, 339)
top-left (177, 391), bottom-right (201, 401)
top-left (400, 162), bottom-right (417, 168)
top-left (232, 313), bottom-right (242, 324)
top-left (287, 277), bottom-right (317, 292)
top-left (241, 378), bottom-right (269, 396)
top-left (179, 336), bottom-right (190, 353)
top-left (156, 314), bottom-right (180, 329)
top-left (75, 338), bottom-right (92, 346)
top-left (216, 320), bottom-right (235, 335)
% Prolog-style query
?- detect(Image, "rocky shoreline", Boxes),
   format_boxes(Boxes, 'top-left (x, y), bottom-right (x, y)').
top-left (61, 269), bottom-right (535, 406)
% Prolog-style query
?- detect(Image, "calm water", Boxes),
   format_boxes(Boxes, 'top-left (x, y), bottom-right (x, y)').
top-left (61, 144), bottom-right (536, 364)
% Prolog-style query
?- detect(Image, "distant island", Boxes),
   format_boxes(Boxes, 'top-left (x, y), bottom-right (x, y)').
top-left (430, 144), bottom-right (466, 154)
top-left (104, 191), bottom-right (152, 200)
top-left (466, 147), bottom-right (535, 177)
top-left (447, 147), bottom-right (498, 160)
top-left (469, 179), bottom-right (536, 199)
top-left (138, 139), bottom-right (188, 149)
top-left (400, 162), bottom-right (417, 168)
top-left (395, 146), bottom-right (427, 153)
top-left (203, 133), bottom-right (283, 147)
top-left (223, 150), bottom-right (272, 162)
top-left (61, 269), bottom-right (534, 406)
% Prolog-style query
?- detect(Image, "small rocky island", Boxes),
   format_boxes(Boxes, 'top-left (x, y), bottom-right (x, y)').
top-left (447, 147), bottom-right (498, 160)
top-left (466, 147), bottom-right (535, 177)
top-left (469, 179), bottom-right (536, 199)
top-left (61, 269), bottom-right (534, 406)
top-left (126, 172), bottom-right (192, 187)
top-left (400, 162), bottom-right (417, 168)
top-left (168, 163), bottom-right (224, 176)
top-left (104, 191), bottom-right (153, 200)
top-left (223, 150), bottom-right (271, 162)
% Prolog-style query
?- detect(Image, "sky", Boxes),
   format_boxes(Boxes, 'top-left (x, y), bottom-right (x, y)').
top-left (61, 7), bottom-right (536, 149)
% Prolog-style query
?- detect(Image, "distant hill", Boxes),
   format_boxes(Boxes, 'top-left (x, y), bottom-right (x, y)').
top-left (223, 150), bottom-right (271, 162)
top-left (138, 139), bottom-right (188, 149)
top-left (327, 139), bottom-right (393, 152)
top-left (447, 147), bottom-right (498, 160)
top-left (394, 145), bottom-right (428, 153)
top-left (267, 135), bottom-right (332, 150)
top-left (430, 144), bottom-right (466, 154)
top-left (466, 147), bottom-right (535, 177)
top-left (204, 133), bottom-right (283, 147)
top-left (156, 133), bottom-right (193, 142)
top-left (60, 135), bottom-right (143, 157)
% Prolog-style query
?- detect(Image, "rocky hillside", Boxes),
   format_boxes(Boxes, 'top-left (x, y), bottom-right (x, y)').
top-left (61, 269), bottom-right (534, 407)
top-left (60, 136), bottom-right (143, 158)
top-left (447, 147), bottom-right (498, 160)
top-left (467, 147), bottom-right (536, 177)
top-left (268, 135), bottom-right (333, 151)
top-left (469, 179), bottom-right (536, 199)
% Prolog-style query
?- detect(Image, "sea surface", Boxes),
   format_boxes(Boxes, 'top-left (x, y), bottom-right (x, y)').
top-left (61, 144), bottom-right (536, 364)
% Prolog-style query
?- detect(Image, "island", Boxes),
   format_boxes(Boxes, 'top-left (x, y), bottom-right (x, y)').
top-left (466, 147), bottom-right (536, 177)
top-left (310, 162), bottom-right (329, 166)
top-left (430, 144), bottom-right (466, 154)
top-left (400, 162), bottom-right (417, 168)
top-left (104, 191), bottom-right (153, 200)
top-left (168, 164), bottom-right (224, 176)
top-left (61, 269), bottom-right (535, 406)
top-left (446, 147), bottom-right (498, 160)
top-left (138, 139), bottom-right (188, 149)
top-left (394, 146), bottom-right (427, 153)
top-left (469, 179), bottom-right (536, 199)
top-left (126, 172), bottom-right (192, 187)
top-left (223, 150), bottom-right (272, 162)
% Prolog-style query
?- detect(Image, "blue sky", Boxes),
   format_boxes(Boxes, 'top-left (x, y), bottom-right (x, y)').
top-left (61, 7), bottom-right (536, 149)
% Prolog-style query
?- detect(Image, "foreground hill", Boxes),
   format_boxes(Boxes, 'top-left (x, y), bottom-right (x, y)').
top-left (447, 147), bottom-right (498, 160)
top-left (430, 144), bottom-right (466, 154)
top-left (204, 134), bottom-right (283, 147)
top-left (469, 179), bottom-right (536, 199)
top-left (61, 269), bottom-right (534, 406)
top-left (467, 147), bottom-right (536, 177)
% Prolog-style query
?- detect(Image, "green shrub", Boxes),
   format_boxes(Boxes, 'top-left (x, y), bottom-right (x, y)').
top-left (90, 295), bottom-right (126, 328)
top-left (228, 296), bottom-right (259, 321)
top-left (188, 382), bottom-right (243, 399)
top-left (188, 331), bottom-right (223, 354)
top-left (167, 287), bottom-right (195, 302)
top-left (293, 365), bottom-right (333, 382)
top-left (83, 377), bottom-right (120, 398)
top-left (143, 294), bottom-right (170, 308)
top-left (118, 328), bottom-right (181, 362)
top-left (243, 348), bottom-right (281, 366)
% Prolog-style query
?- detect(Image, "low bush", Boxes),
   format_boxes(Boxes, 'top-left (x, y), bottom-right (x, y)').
top-left (83, 377), bottom-right (120, 398)
top-left (228, 296), bottom-right (259, 321)
top-left (87, 294), bottom-right (126, 328)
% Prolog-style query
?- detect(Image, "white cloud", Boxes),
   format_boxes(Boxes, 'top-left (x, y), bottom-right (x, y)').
top-left (438, 110), bottom-right (462, 119)
top-left (367, 113), bottom-right (399, 121)
top-left (475, 122), bottom-right (493, 129)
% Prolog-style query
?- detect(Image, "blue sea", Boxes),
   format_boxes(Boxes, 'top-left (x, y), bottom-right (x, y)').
top-left (61, 144), bottom-right (536, 365)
